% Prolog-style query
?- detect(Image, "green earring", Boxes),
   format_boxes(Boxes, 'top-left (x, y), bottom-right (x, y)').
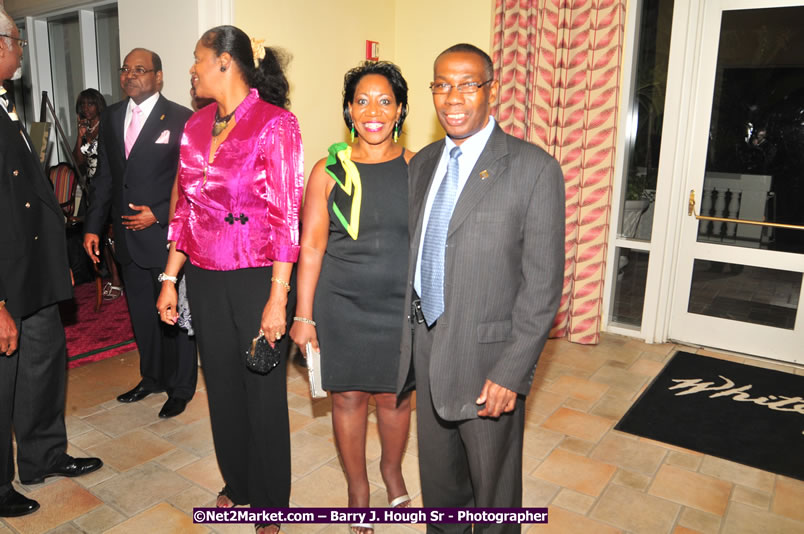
top-left (350, 125), bottom-right (355, 143)
top-left (393, 123), bottom-right (399, 143)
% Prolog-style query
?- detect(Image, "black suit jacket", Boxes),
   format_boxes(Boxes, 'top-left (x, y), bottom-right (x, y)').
top-left (86, 94), bottom-right (192, 268)
top-left (0, 111), bottom-right (72, 318)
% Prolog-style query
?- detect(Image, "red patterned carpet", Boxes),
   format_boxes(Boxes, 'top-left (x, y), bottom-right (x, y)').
top-left (60, 281), bottom-right (136, 369)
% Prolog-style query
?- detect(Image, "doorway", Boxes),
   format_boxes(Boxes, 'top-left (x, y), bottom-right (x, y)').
top-left (667, 0), bottom-right (804, 363)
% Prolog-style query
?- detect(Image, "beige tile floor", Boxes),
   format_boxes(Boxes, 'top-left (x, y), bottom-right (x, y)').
top-left (5, 333), bottom-right (804, 533)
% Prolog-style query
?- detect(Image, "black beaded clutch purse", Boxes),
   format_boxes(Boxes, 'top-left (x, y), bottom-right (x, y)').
top-left (244, 331), bottom-right (281, 374)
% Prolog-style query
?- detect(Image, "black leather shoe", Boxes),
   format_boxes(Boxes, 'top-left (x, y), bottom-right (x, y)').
top-left (20, 456), bottom-right (103, 485)
top-left (117, 383), bottom-right (164, 403)
top-left (159, 397), bottom-right (188, 418)
top-left (0, 488), bottom-right (39, 517)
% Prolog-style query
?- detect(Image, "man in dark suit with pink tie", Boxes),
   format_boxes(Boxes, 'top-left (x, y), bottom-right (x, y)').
top-left (84, 48), bottom-right (196, 419)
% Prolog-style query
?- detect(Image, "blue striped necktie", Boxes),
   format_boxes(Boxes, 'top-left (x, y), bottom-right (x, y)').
top-left (420, 146), bottom-right (462, 326)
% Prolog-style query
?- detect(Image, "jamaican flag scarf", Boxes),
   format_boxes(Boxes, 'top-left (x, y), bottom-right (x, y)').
top-left (325, 142), bottom-right (362, 240)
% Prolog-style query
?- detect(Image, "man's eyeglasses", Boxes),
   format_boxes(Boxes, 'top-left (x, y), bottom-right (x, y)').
top-left (0, 34), bottom-right (28, 48)
top-left (429, 80), bottom-right (493, 95)
top-left (119, 66), bottom-right (155, 77)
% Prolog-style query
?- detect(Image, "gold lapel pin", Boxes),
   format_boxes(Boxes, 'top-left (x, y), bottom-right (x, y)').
top-left (480, 170), bottom-right (490, 180)
top-left (160, 114), bottom-right (165, 120)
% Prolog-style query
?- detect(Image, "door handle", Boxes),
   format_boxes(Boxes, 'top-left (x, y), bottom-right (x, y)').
top-left (688, 189), bottom-right (804, 231)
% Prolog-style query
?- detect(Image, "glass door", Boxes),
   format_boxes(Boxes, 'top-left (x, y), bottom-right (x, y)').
top-left (669, 0), bottom-right (804, 363)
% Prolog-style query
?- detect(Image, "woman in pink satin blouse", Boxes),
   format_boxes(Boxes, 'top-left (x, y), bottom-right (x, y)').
top-left (156, 25), bottom-right (302, 534)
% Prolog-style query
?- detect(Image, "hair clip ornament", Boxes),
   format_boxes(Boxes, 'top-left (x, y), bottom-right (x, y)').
top-left (251, 37), bottom-right (266, 68)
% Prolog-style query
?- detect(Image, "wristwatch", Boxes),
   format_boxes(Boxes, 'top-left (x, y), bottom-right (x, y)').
top-left (158, 273), bottom-right (178, 284)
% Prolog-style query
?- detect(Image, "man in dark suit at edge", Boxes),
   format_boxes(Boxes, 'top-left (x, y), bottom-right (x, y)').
top-left (84, 48), bottom-right (196, 418)
top-left (0, 8), bottom-right (102, 517)
top-left (397, 44), bottom-right (565, 533)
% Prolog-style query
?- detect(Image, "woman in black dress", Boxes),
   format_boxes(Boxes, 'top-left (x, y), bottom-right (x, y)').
top-left (290, 62), bottom-right (413, 532)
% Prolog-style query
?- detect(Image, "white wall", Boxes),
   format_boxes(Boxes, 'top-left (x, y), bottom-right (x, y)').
top-left (117, 0), bottom-right (233, 107)
top-left (117, 0), bottom-right (202, 108)
top-left (4, 0), bottom-right (93, 17)
top-left (7, 0), bottom-right (232, 108)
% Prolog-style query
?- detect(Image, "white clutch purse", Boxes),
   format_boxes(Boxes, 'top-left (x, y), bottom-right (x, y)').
top-left (305, 342), bottom-right (327, 398)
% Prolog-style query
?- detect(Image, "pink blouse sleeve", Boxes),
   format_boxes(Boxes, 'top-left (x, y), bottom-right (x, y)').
top-left (167, 178), bottom-right (189, 244)
top-left (264, 112), bottom-right (304, 263)
top-left (168, 128), bottom-right (191, 244)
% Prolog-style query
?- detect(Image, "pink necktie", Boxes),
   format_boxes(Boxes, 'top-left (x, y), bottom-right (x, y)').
top-left (125, 105), bottom-right (143, 158)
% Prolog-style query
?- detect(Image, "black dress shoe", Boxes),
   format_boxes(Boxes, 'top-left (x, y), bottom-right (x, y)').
top-left (0, 488), bottom-right (39, 517)
top-left (117, 383), bottom-right (164, 403)
top-left (159, 397), bottom-right (188, 418)
top-left (20, 456), bottom-right (103, 485)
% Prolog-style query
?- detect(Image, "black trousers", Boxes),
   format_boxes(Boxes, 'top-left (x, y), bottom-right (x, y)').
top-left (120, 261), bottom-right (197, 399)
top-left (185, 263), bottom-right (291, 508)
top-left (0, 304), bottom-right (68, 490)
top-left (413, 320), bottom-right (525, 534)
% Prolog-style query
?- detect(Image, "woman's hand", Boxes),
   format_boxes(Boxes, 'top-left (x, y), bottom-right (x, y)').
top-left (77, 119), bottom-right (89, 139)
top-left (260, 298), bottom-right (287, 347)
top-left (290, 321), bottom-right (318, 353)
top-left (156, 283), bottom-right (178, 325)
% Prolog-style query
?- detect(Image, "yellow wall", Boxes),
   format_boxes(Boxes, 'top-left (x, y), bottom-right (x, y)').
top-left (393, 0), bottom-right (493, 150)
top-left (235, 0), bottom-right (493, 164)
top-left (236, 0), bottom-right (396, 168)
top-left (8, 0), bottom-right (494, 166)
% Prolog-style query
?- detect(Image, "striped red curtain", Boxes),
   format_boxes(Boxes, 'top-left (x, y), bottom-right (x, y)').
top-left (491, 0), bottom-right (628, 344)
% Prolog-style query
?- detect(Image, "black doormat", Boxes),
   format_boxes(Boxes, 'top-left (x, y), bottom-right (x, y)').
top-left (615, 351), bottom-right (804, 481)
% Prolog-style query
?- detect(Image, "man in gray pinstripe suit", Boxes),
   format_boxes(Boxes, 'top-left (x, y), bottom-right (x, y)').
top-left (397, 44), bottom-right (564, 532)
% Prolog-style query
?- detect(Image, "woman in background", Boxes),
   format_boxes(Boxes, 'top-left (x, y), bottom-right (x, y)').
top-left (73, 88), bottom-right (123, 299)
top-left (72, 88), bottom-right (105, 185)
top-left (290, 61), bottom-right (413, 534)
top-left (157, 26), bottom-right (303, 534)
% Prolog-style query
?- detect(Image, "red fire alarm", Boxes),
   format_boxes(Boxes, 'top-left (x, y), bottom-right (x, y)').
top-left (366, 40), bottom-right (379, 61)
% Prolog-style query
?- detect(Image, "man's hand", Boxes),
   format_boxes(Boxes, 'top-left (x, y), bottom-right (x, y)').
top-left (0, 306), bottom-right (19, 356)
top-left (122, 203), bottom-right (157, 231)
top-left (476, 379), bottom-right (517, 418)
top-left (83, 233), bottom-right (101, 264)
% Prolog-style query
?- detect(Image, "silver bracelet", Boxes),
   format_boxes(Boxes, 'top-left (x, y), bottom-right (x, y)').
top-left (293, 316), bottom-right (316, 327)
top-left (158, 272), bottom-right (178, 284)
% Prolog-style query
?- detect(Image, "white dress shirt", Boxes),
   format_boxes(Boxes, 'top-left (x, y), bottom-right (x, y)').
top-left (414, 116), bottom-right (497, 296)
top-left (124, 92), bottom-right (160, 136)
